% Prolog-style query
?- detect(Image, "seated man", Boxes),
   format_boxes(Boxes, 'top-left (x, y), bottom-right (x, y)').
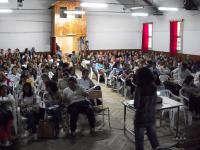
top-left (77, 69), bottom-right (95, 91)
top-left (78, 69), bottom-right (101, 105)
top-left (63, 77), bottom-right (95, 136)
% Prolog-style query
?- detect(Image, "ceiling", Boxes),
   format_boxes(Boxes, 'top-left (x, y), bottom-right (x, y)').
top-left (118, 0), bottom-right (200, 8)
top-left (116, 0), bottom-right (200, 15)
top-left (1, 0), bottom-right (199, 15)
top-left (117, 0), bottom-right (193, 8)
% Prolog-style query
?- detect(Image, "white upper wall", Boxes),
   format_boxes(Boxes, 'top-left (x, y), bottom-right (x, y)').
top-left (87, 14), bottom-right (140, 50)
top-left (83, 0), bottom-right (140, 50)
top-left (0, 0), bottom-right (53, 52)
top-left (139, 10), bottom-right (200, 55)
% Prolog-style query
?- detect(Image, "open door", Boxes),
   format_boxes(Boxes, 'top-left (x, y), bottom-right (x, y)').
top-left (56, 35), bottom-right (81, 55)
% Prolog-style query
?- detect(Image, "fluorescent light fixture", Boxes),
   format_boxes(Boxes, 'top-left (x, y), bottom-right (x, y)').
top-left (131, 6), bottom-right (144, 10)
top-left (131, 13), bottom-right (148, 17)
top-left (64, 10), bottom-right (85, 15)
top-left (158, 7), bottom-right (178, 11)
top-left (0, 0), bottom-right (8, 3)
top-left (80, 2), bottom-right (108, 8)
top-left (0, 9), bottom-right (12, 13)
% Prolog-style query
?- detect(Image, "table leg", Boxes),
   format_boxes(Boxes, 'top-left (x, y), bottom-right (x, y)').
top-left (124, 105), bottom-right (126, 132)
top-left (176, 106), bottom-right (180, 137)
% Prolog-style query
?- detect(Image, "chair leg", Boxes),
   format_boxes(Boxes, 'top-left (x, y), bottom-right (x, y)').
top-left (98, 74), bottom-right (100, 84)
top-left (108, 109), bottom-right (111, 128)
top-left (104, 75), bottom-right (107, 86)
top-left (183, 109), bottom-right (187, 125)
top-left (102, 111), bottom-right (105, 124)
top-left (90, 70), bottom-right (93, 79)
top-left (188, 111), bottom-right (193, 126)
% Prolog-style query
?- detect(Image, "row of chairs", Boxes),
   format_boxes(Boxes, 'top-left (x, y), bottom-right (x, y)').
top-left (89, 67), bottom-right (193, 129)
top-left (16, 89), bottom-right (111, 138)
top-left (90, 68), bottom-right (135, 99)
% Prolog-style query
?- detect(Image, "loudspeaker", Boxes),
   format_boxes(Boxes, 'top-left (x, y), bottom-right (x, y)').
top-left (184, 0), bottom-right (198, 10)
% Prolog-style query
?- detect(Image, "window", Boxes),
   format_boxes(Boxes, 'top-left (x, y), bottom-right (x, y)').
top-left (75, 7), bottom-right (82, 18)
top-left (142, 23), bottom-right (153, 52)
top-left (177, 21), bottom-right (183, 51)
top-left (170, 20), bottom-right (183, 55)
top-left (148, 23), bottom-right (153, 49)
top-left (60, 7), bottom-right (67, 18)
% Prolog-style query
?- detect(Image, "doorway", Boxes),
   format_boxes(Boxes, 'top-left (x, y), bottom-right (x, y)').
top-left (56, 35), bottom-right (80, 55)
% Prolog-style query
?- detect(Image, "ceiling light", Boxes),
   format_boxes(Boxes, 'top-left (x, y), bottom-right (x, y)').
top-left (0, 9), bottom-right (12, 13)
top-left (80, 2), bottom-right (108, 8)
top-left (64, 10), bottom-right (85, 15)
top-left (131, 6), bottom-right (144, 10)
top-left (158, 7), bottom-right (178, 11)
top-left (0, 0), bottom-right (8, 3)
top-left (131, 13), bottom-right (148, 17)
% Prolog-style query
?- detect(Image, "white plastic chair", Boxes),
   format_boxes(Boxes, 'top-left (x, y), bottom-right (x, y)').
top-left (90, 67), bottom-right (94, 79)
top-left (158, 89), bottom-right (183, 128)
top-left (179, 89), bottom-right (193, 126)
top-left (159, 75), bottom-right (170, 83)
top-left (97, 70), bottom-right (107, 85)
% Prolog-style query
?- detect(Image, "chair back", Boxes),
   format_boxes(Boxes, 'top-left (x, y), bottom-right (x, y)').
top-left (159, 89), bottom-right (182, 102)
top-left (88, 90), bottom-right (102, 100)
top-left (158, 89), bottom-right (171, 97)
top-left (159, 75), bottom-right (169, 83)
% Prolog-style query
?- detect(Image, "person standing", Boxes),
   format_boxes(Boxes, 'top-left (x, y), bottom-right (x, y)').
top-left (71, 51), bottom-right (78, 68)
top-left (134, 67), bottom-right (160, 150)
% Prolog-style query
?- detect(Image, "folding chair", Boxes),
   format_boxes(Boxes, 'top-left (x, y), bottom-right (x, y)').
top-left (88, 90), bottom-right (111, 128)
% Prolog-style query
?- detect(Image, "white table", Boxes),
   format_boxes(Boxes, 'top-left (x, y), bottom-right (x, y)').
top-left (122, 96), bottom-right (184, 137)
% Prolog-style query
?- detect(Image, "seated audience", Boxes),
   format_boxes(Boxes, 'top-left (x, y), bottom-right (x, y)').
top-left (0, 85), bottom-right (14, 147)
top-left (63, 77), bottom-right (95, 136)
top-left (182, 75), bottom-right (200, 114)
top-left (18, 82), bottom-right (40, 139)
top-left (78, 69), bottom-right (95, 90)
top-left (44, 80), bottom-right (62, 137)
top-left (153, 71), bottom-right (165, 90)
top-left (178, 62), bottom-right (191, 85)
top-left (8, 66), bottom-right (20, 83)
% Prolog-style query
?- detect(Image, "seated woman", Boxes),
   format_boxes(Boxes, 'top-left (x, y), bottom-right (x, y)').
top-left (63, 77), bottom-right (95, 136)
top-left (93, 59), bottom-right (104, 79)
top-left (36, 73), bottom-right (50, 94)
top-left (44, 80), bottom-right (62, 137)
top-left (182, 75), bottom-right (200, 115)
top-left (18, 82), bottom-right (40, 139)
top-left (152, 71), bottom-right (165, 91)
top-left (69, 67), bottom-right (78, 79)
top-left (0, 85), bottom-right (14, 147)
top-left (7, 66), bottom-right (20, 83)
top-left (57, 71), bottom-right (69, 96)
